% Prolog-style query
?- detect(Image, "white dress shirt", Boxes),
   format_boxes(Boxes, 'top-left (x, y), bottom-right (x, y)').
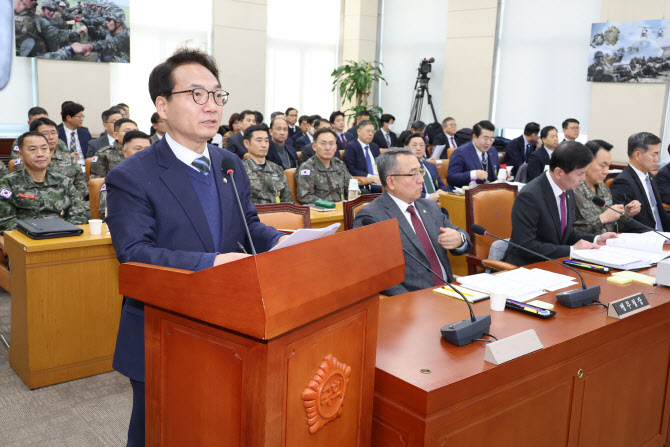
top-left (630, 164), bottom-right (657, 227)
top-left (165, 132), bottom-right (211, 171)
top-left (64, 124), bottom-right (85, 166)
top-left (358, 138), bottom-right (378, 175)
top-left (469, 145), bottom-right (490, 181)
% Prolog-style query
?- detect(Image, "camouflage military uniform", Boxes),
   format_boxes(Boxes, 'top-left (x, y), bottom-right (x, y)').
top-left (14, 11), bottom-right (79, 56)
top-left (0, 161), bottom-right (8, 180)
top-left (14, 150), bottom-right (89, 201)
top-left (89, 143), bottom-right (124, 178)
top-left (296, 156), bottom-right (351, 204)
top-left (99, 183), bottom-right (108, 220)
top-left (11, 139), bottom-right (69, 160)
top-left (242, 158), bottom-right (293, 205)
top-left (574, 180), bottom-right (630, 234)
top-left (0, 168), bottom-right (88, 233)
top-left (89, 7), bottom-right (129, 62)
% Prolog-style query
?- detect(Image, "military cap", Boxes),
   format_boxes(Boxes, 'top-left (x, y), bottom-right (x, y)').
top-left (104, 6), bottom-right (125, 23)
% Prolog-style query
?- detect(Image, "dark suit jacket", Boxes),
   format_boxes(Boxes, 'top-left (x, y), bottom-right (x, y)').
top-left (373, 129), bottom-right (398, 149)
top-left (352, 192), bottom-right (471, 295)
top-left (290, 129), bottom-right (306, 146)
top-left (526, 145), bottom-right (551, 182)
top-left (86, 132), bottom-right (112, 158)
top-left (503, 135), bottom-right (536, 177)
top-left (225, 132), bottom-right (246, 158)
top-left (293, 133), bottom-right (312, 150)
top-left (105, 137), bottom-right (282, 381)
top-left (446, 141), bottom-right (501, 188)
top-left (421, 160), bottom-right (448, 198)
top-left (655, 163), bottom-right (670, 205)
top-left (343, 140), bottom-right (381, 177)
top-left (57, 124), bottom-right (92, 156)
top-left (503, 173), bottom-right (596, 266)
top-left (288, 126), bottom-right (299, 144)
top-left (334, 132), bottom-right (348, 151)
top-left (266, 141), bottom-right (299, 169)
top-left (433, 132), bottom-right (458, 159)
top-left (610, 164), bottom-right (670, 233)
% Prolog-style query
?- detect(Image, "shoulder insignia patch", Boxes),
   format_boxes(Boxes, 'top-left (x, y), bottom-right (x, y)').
top-left (101, 183), bottom-right (106, 191)
top-left (13, 159), bottom-right (22, 166)
top-left (92, 156), bottom-right (98, 162)
top-left (12, 146), bottom-right (19, 152)
top-left (0, 188), bottom-right (12, 199)
top-left (300, 169), bottom-right (311, 176)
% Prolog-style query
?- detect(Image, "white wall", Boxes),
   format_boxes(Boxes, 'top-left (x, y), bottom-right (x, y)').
top-left (378, 0), bottom-right (448, 129)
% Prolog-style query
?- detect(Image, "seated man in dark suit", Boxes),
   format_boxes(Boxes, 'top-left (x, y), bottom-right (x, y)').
top-left (504, 141), bottom-right (617, 266)
top-left (561, 118), bottom-right (580, 143)
top-left (57, 101), bottom-right (92, 168)
top-left (88, 107), bottom-right (124, 158)
top-left (290, 114), bottom-right (310, 146)
top-left (398, 120), bottom-right (426, 147)
top-left (431, 116), bottom-right (458, 159)
top-left (329, 110), bottom-right (349, 151)
top-left (285, 107), bottom-right (299, 143)
top-left (224, 109), bottom-right (256, 158)
top-left (526, 125), bottom-right (559, 182)
top-left (299, 118), bottom-right (342, 162)
top-left (266, 116), bottom-right (299, 169)
top-left (343, 120), bottom-right (381, 184)
top-left (446, 120), bottom-right (501, 188)
top-left (503, 121), bottom-right (539, 177)
top-left (654, 143), bottom-right (670, 205)
top-left (611, 132), bottom-right (670, 232)
top-left (373, 113), bottom-right (398, 149)
top-left (293, 115), bottom-right (320, 150)
top-left (353, 148), bottom-right (471, 295)
top-left (345, 109), bottom-right (370, 142)
top-left (405, 133), bottom-right (447, 202)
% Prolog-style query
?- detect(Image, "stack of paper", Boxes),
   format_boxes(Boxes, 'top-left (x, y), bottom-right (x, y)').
top-left (572, 248), bottom-right (652, 270)
top-left (270, 223), bottom-right (340, 251)
top-left (496, 268), bottom-right (578, 292)
top-left (433, 285), bottom-right (490, 303)
top-left (457, 272), bottom-right (546, 303)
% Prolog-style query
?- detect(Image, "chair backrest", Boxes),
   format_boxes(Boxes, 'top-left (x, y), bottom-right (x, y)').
top-left (243, 153), bottom-right (250, 160)
top-left (8, 159), bottom-right (15, 173)
top-left (605, 177), bottom-right (614, 188)
top-left (343, 193), bottom-right (381, 230)
top-left (296, 151), bottom-right (302, 162)
top-left (447, 147), bottom-right (457, 159)
top-left (85, 157), bottom-right (92, 179)
top-left (256, 203), bottom-right (311, 231)
top-left (339, 149), bottom-right (344, 159)
top-left (424, 158), bottom-right (449, 185)
top-left (515, 163), bottom-right (529, 184)
top-left (88, 177), bottom-right (105, 219)
top-left (465, 183), bottom-right (518, 259)
top-left (284, 168), bottom-right (299, 204)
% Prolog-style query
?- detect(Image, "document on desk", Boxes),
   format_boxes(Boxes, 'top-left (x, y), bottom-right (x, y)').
top-left (457, 272), bottom-right (546, 302)
top-left (269, 223), bottom-right (340, 251)
top-left (572, 247), bottom-right (653, 270)
top-left (496, 267), bottom-right (577, 292)
top-left (606, 232), bottom-right (667, 253)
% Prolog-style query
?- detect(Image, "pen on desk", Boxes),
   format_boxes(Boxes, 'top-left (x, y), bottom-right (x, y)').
top-left (237, 241), bottom-right (247, 254)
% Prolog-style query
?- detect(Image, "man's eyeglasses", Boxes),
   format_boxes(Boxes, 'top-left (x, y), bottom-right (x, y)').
top-left (169, 88), bottom-right (229, 106)
top-left (389, 168), bottom-right (425, 180)
top-left (479, 136), bottom-right (494, 143)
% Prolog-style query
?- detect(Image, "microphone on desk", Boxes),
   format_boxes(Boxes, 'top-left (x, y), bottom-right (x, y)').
top-left (221, 157), bottom-right (257, 255)
top-left (591, 196), bottom-right (670, 242)
top-left (359, 217), bottom-right (492, 346)
top-left (470, 224), bottom-right (602, 309)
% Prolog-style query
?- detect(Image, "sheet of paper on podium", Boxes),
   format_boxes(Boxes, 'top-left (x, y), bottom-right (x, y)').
top-left (270, 223), bottom-right (340, 251)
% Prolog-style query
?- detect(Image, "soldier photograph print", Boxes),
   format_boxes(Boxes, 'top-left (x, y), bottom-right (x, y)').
top-left (588, 19), bottom-right (670, 83)
top-left (14, 0), bottom-right (130, 63)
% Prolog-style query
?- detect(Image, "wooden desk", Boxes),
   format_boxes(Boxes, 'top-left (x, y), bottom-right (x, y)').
top-left (4, 225), bottom-right (122, 389)
top-left (310, 201), bottom-right (345, 232)
top-left (438, 194), bottom-right (467, 276)
top-left (373, 262), bottom-right (670, 446)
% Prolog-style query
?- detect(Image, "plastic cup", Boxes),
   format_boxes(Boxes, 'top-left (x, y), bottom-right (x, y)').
top-left (489, 292), bottom-right (507, 312)
top-left (89, 219), bottom-right (103, 235)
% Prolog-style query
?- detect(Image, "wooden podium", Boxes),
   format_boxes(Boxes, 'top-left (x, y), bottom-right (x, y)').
top-left (117, 220), bottom-right (404, 446)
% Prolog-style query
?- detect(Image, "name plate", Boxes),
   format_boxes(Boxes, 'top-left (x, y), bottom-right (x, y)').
top-left (607, 293), bottom-right (651, 320)
top-left (484, 329), bottom-right (543, 365)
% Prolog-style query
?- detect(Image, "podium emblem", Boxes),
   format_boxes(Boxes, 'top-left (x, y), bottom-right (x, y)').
top-left (301, 354), bottom-right (352, 434)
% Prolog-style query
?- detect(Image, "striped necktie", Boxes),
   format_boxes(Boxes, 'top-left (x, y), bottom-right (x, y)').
top-left (191, 155), bottom-right (211, 175)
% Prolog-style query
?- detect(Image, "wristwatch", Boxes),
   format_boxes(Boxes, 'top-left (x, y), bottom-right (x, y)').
top-left (459, 231), bottom-right (467, 247)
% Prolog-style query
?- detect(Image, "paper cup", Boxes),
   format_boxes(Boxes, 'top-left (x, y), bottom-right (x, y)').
top-left (89, 219), bottom-right (103, 235)
top-left (489, 292), bottom-right (507, 312)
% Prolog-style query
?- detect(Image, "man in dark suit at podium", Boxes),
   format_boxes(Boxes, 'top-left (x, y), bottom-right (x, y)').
top-left (105, 48), bottom-right (286, 447)
top-left (353, 148), bottom-right (470, 295)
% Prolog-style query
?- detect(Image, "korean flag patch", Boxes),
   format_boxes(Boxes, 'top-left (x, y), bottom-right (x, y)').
top-left (0, 188), bottom-right (12, 199)
top-left (12, 145), bottom-right (19, 152)
top-left (92, 156), bottom-right (98, 162)
top-left (101, 183), bottom-right (106, 191)
top-left (13, 159), bottom-right (21, 166)
top-left (300, 169), bottom-right (311, 176)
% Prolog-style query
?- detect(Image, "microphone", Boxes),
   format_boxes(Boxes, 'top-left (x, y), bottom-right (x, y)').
top-left (221, 157), bottom-right (257, 255)
top-left (470, 224), bottom-right (601, 309)
top-left (360, 217), bottom-right (491, 346)
top-left (591, 196), bottom-right (670, 242)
